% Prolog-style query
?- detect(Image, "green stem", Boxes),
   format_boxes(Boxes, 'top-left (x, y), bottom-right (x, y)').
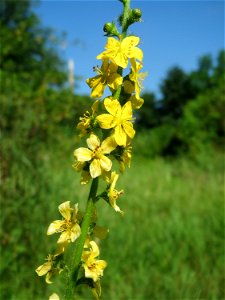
top-left (121, 0), bottom-right (130, 37)
top-left (65, 178), bottom-right (99, 300)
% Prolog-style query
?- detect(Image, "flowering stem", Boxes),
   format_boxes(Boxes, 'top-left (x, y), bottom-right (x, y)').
top-left (65, 178), bottom-right (99, 299)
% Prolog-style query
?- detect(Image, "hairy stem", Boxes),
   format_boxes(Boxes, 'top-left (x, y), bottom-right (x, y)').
top-left (121, 0), bottom-right (130, 37)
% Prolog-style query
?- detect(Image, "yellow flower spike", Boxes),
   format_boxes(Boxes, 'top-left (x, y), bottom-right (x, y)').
top-left (47, 201), bottom-right (81, 244)
top-left (74, 133), bottom-right (117, 178)
top-left (82, 241), bottom-right (107, 282)
top-left (96, 36), bottom-right (143, 68)
top-left (96, 98), bottom-right (135, 146)
top-left (86, 60), bottom-right (123, 98)
top-left (108, 171), bottom-right (124, 214)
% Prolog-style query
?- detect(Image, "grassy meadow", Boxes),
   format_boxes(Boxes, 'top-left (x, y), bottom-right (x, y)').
top-left (1, 130), bottom-right (224, 300)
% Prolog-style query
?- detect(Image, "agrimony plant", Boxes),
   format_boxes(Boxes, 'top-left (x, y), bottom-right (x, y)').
top-left (35, 0), bottom-right (146, 299)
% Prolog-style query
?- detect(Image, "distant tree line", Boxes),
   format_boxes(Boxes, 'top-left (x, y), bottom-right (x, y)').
top-left (137, 50), bottom-right (225, 156)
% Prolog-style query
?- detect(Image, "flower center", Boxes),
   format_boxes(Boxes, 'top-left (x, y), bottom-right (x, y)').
top-left (92, 147), bottom-right (103, 159)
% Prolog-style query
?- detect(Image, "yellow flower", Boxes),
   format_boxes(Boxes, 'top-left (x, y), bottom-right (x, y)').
top-left (86, 60), bottom-right (123, 98)
top-left (74, 134), bottom-right (117, 178)
top-left (108, 172), bottom-right (124, 214)
top-left (82, 241), bottom-right (107, 282)
top-left (35, 254), bottom-right (63, 284)
top-left (47, 201), bottom-right (81, 244)
top-left (77, 100), bottom-right (99, 137)
top-left (124, 58), bottom-right (147, 100)
top-left (96, 36), bottom-right (143, 69)
top-left (96, 98), bottom-right (135, 146)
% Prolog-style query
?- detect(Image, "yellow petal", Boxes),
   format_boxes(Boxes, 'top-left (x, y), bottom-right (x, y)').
top-left (106, 37), bottom-right (119, 50)
top-left (90, 159), bottom-right (101, 178)
top-left (108, 62), bottom-right (118, 73)
top-left (59, 201), bottom-right (72, 220)
top-left (101, 136), bottom-right (117, 154)
top-left (121, 36), bottom-right (140, 48)
top-left (47, 220), bottom-right (64, 235)
top-left (130, 57), bottom-right (142, 72)
top-left (121, 101), bottom-right (132, 121)
top-left (100, 155), bottom-right (112, 172)
top-left (45, 272), bottom-right (53, 284)
top-left (86, 75), bottom-right (102, 89)
top-left (49, 293), bottom-right (60, 300)
top-left (96, 260), bottom-right (107, 272)
top-left (36, 262), bottom-right (51, 276)
top-left (127, 46), bottom-right (143, 61)
top-left (129, 95), bottom-right (144, 109)
top-left (104, 97), bottom-right (121, 116)
top-left (74, 147), bottom-right (92, 161)
top-left (114, 125), bottom-right (127, 146)
top-left (96, 37), bottom-right (119, 60)
top-left (107, 73), bottom-right (123, 90)
top-left (89, 79), bottom-right (105, 99)
top-left (87, 134), bottom-right (100, 150)
top-left (70, 224), bottom-right (81, 242)
top-left (90, 241), bottom-right (100, 258)
top-left (90, 84), bottom-right (105, 99)
top-left (84, 265), bottom-right (99, 282)
top-left (123, 121), bottom-right (135, 139)
top-left (110, 171), bottom-right (119, 190)
top-left (113, 52), bottom-right (128, 68)
top-left (91, 100), bottom-right (100, 113)
top-left (111, 201), bottom-right (124, 215)
top-left (96, 114), bottom-right (115, 129)
top-left (57, 230), bottom-right (71, 244)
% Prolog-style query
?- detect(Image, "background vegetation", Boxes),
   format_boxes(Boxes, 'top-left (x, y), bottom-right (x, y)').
top-left (0, 1), bottom-right (224, 299)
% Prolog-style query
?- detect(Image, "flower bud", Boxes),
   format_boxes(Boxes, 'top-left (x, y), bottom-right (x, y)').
top-left (131, 8), bottom-right (142, 21)
top-left (103, 22), bottom-right (119, 37)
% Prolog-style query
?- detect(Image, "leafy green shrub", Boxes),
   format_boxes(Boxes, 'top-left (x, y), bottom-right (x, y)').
top-left (179, 79), bottom-right (225, 155)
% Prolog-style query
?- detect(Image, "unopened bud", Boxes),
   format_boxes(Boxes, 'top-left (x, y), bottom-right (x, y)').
top-left (103, 22), bottom-right (120, 37)
top-left (103, 22), bottom-right (113, 33)
top-left (131, 8), bottom-right (142, 21)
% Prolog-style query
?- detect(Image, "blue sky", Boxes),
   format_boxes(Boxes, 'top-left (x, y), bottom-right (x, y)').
top-left (35, 1), bottom-right (224, 96)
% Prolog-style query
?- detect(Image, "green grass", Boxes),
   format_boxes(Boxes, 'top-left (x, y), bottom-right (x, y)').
top-left (1, 135), bottom-right (224, 299)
